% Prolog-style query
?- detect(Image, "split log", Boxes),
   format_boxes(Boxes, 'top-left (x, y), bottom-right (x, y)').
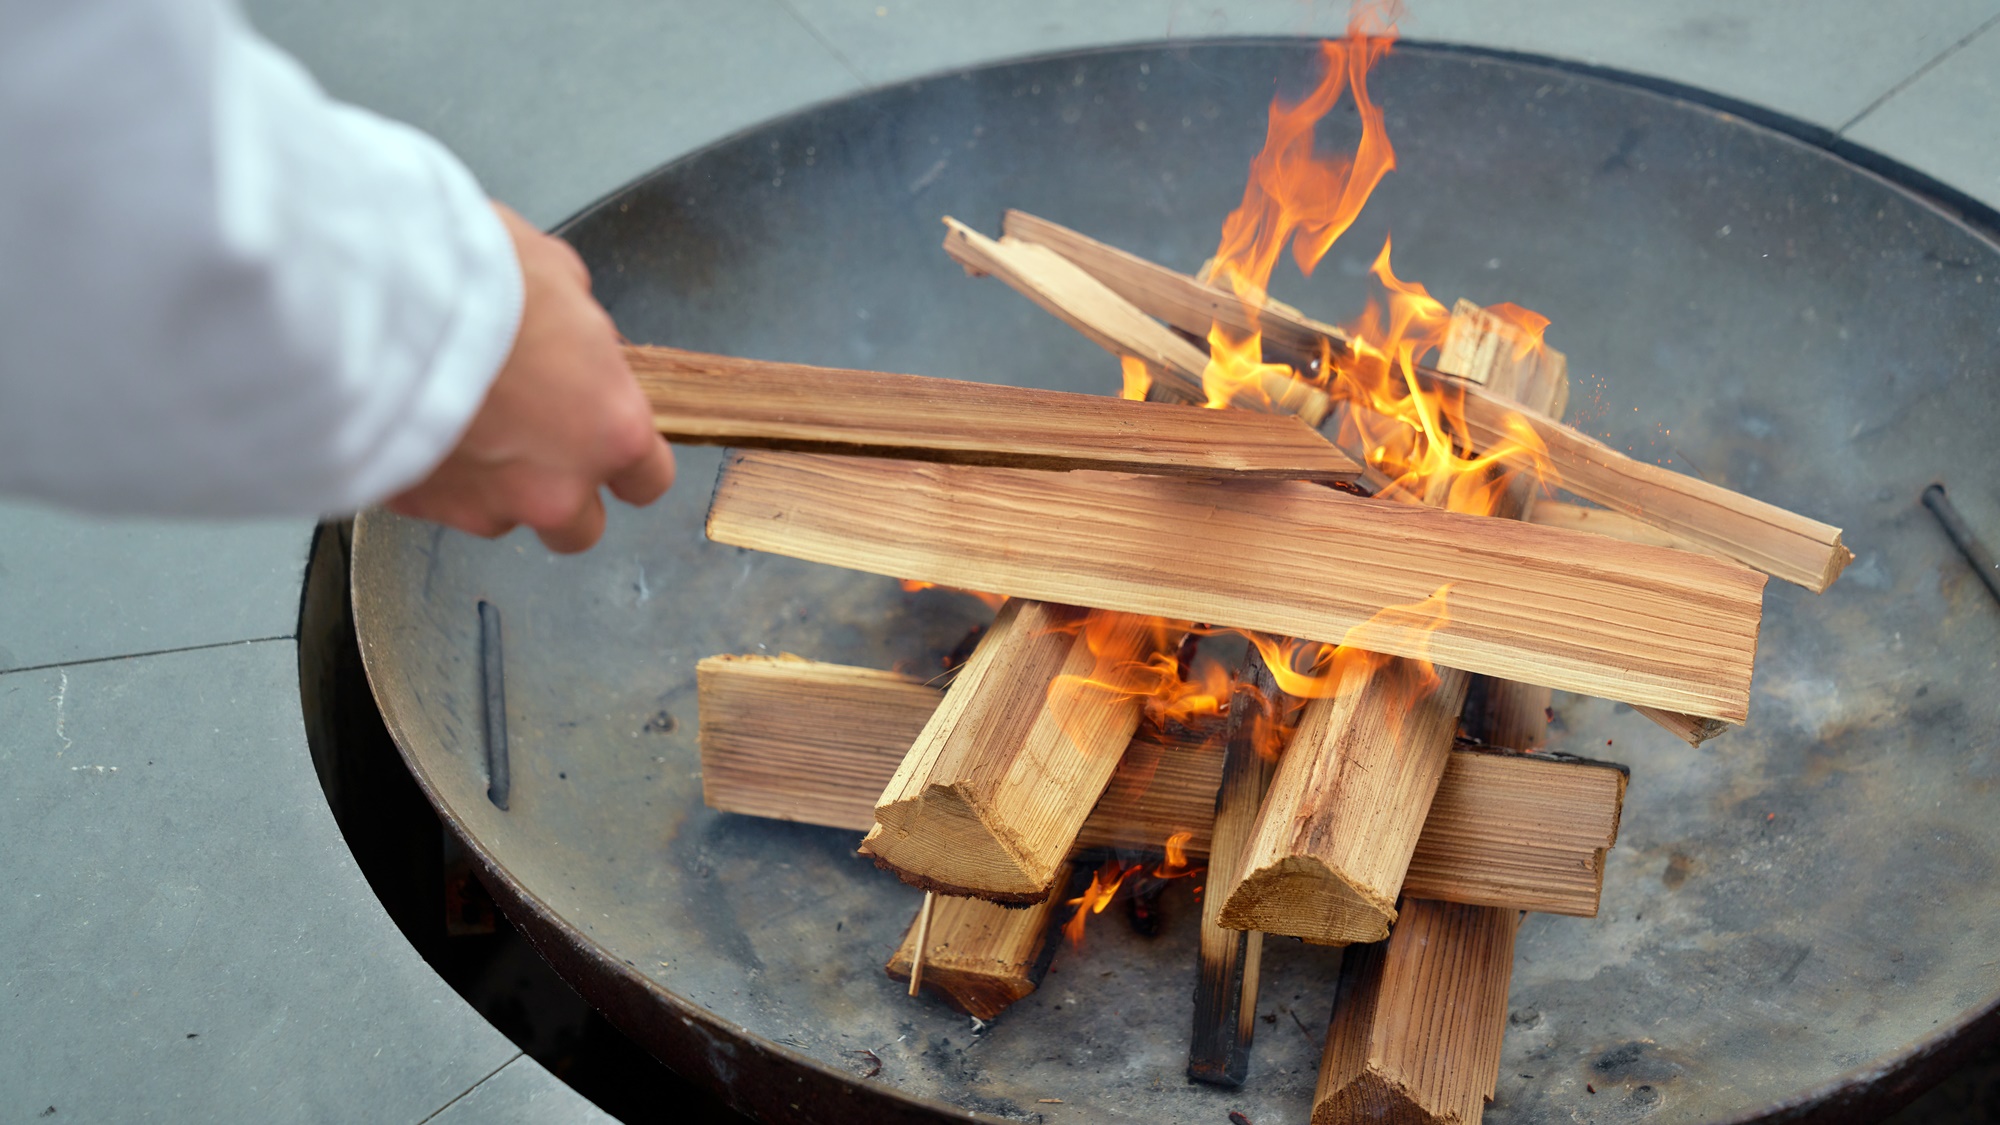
top-left (1002, 209), bottom-right (1850, 591)
top-left (940, 218), bottom-right (1332, 424)
top-left (626, 345), bottom-right (1356, 483)
top-left (1217, 300), bottom-right (1564, 946)
top-left (696, 657), bottom-right (1625, 917)
top-left (885, 869), bottom-right (1071, 1019)
top-left (1219, 661), bottom-right (1471, 945)
top-left (1528, 499), bottom-right (1720, 555)
top-left (858, 600), bottom-right (1154, 904)
top-left (707, 451), bottom-right (1767, 721)
top-left (1188, 662), bottom-right (1287, 1087)
top-left (1312, 900), bottom-right (1520, 1125)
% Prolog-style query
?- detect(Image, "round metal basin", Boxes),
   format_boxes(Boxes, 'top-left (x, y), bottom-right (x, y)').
top-left (350, 39), bottom-right (2000, 1124)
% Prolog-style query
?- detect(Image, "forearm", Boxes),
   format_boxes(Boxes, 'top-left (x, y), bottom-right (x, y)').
top-left (0, 0), bottom-right (520, 516)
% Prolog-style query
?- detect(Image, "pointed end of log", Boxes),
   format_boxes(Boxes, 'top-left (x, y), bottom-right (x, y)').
top-left (1314, 1069), bottom-right (1479, 1125)
top-left (864, 789), bottom-right (1057, 905)
top-left (1217, 855), bottom-right (1397, 945)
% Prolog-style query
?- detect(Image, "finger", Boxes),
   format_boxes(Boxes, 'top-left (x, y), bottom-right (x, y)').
top-left (534, 489), bottom-right (607, 554)
top-left (607, 437), bottom-right (677, 507)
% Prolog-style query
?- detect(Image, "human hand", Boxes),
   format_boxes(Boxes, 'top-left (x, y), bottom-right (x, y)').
top-left (388, 203), bottom-right (675, 552)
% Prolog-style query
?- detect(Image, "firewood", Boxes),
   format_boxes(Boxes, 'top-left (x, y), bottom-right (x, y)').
top-left (706, 451), bottom-right (1767, 721)
top-left (1312, 900), bottom-right (1520, 1125)
top-left (1527, 498), bottom-right (1720, 554)
top-left (695, 657), bottom-right (1625, 917)
top-left (1187, 661), bottom-right (1287, 1087)
top-left (1219, 661), bottom-right (1470, 946)
top-left (626, 345), bottom-right (1357, 483)
top-left (1001, 208), bottom-right (1351, 364)
top-left (858, 600), bottom-right (1154, 904)
top-left (940, 218), bottom-right (1332, 425)
top-left (885, 871), bottom-right (1071, 1020)
top-left (1002, 210), bottom-right (1850, 591)
top-left (1217, 300), bottom-right (1564, 947)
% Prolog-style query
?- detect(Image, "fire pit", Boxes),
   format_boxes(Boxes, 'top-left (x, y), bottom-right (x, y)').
top-left (348, 39), bottom-right (2000, 1124)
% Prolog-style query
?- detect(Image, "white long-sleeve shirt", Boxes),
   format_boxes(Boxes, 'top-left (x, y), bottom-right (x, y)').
top-left (0, 0), bottom-right (521, 516)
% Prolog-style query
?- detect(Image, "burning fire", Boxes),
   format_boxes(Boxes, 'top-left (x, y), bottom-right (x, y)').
top-left (1062, 830), bottom-right (1204, 947)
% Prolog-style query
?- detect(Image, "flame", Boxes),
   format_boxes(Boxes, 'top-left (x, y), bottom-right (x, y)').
top-left (898, 578), bottom-right (1005, 611)
top-left (1119, 356), bottom-right (1153, 402)
top-left (1045, 611), bottom-right (1234, 737)
top-left (1061, 831), bottom-right (1206, 947)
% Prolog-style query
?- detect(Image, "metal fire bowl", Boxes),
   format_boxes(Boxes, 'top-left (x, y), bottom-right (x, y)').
top-left (350, 41), bottom-right (2000, 1125)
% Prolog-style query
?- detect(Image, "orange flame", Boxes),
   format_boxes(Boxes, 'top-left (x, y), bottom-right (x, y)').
top-left (1119, 356), bottom-right (1153, 402)
top-left (1061, 831), bottom-right (1206, 947)
top-left (898, 578), bottom-right (1005, 611)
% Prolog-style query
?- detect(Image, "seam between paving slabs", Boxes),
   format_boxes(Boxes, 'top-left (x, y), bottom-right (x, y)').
top-left (0, 634), bottom-right (297, 680)
top-left (1837, 9), bottom-right (2000, 134)
top-left (411, 1051), bottom-right (527, 1124)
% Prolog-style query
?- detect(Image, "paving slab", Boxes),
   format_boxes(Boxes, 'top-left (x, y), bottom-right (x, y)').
top-left (0, 641), bottom-right (521, 1124)
top-left (0, 502), bottom-right (310, 674)
top-left (242, 0), bottom-right (863, 228)
top-left (1845, 19), bottom-right (2000, 212)
top-left (427, 1056), bottom-right (619, 1125)
top-left (779, 0), bottom-right (2000, 131)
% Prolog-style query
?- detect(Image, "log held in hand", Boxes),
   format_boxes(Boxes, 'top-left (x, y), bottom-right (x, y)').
top-left (696, 657), bottom-right (1627, 920)
top-left (860, 600), bottom-right (1153, 904)
top-left (626, 345), bottom-right (1358, 484)
top-left (706, 452), bottom-right (1766, 721)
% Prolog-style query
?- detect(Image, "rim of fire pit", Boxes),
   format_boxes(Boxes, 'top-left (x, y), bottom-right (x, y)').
top-left (350, 37), bottom-right (2000, 1125)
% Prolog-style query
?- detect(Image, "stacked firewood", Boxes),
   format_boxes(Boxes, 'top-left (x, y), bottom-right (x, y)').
top-left (655, 212), bottom-right (1849, 1123)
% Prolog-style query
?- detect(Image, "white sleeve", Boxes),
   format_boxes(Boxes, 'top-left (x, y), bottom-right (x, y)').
top-left (0, 0), bottom-right (523, 517)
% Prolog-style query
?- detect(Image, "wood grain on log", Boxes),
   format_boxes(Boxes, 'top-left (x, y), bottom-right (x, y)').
top-left (628, 344), bottom-right (1357, 483)
top-left (858, 600), bottom-right (1152, 904)
top-left (885, 871), bottom-right (1070, 1019)
top-left (707, 452), bottom-right (1766, 721)
top-left (695, 657), bottom-right (1625, 917)
top-left (1004, 209), bottom-right (1849, 591)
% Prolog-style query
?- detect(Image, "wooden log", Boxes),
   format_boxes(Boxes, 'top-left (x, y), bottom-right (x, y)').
top-left (885, 869), bottom-right (1071, 1020)
top-left (696, 657), bottom-right (1625, 917)
top-left (626, 345), bottom-right (1357, 483)
top-left (1188, 660), bottom-right (1286, 1087)
top-left (1003, 209), bottom-right (1850, 591)
top-left (1528, 498), bottom-right (1722, 555)
top-left (1312, 900), bottom-right (1520, 1125)
top-left (1219, 661), bottom-right (1471, 946)
top-left (858, 599), bottom-right (1154, 904)
top-left (1216, 299), bottom-right (1566, 947)
top-left (1001, 208), bottom-right (1353, 364)
top-left (707, 451), bottom-right (1767, 721)
top-left (940, 218), bottom-right (1332, 425)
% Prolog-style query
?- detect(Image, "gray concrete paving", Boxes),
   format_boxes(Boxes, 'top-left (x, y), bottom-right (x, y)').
top-left (427, 1056), bottom-right (621, 1124)
top-left (5, 1), bottom-right (1997, 1121)
top-left (1846, 16), bottom-right (2000, 209)
top-left (0, 503), bottom-right (308, 674)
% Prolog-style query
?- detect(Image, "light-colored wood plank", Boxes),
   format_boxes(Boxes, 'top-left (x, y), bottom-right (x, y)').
top-left (1005, 209), bottom-right (1850, 591)
top-left (858, 600), bottom-right (1152, 904)
top-left (942, 218), bottom-right (1332, 425)
top-left (1527, 499), bottom-right (1722, 554)
top-left (885, 870), bottom-right (1070, 1020)
top-left (695, 657), bottom-right (1625, 917)
top-left (1002, 208), bottom-right (1351, 365)
top-left (1313, 900), bottom-right (1521, 1125)
top-left (707, 452), bottom-right (1767, 721)
top-left (627, 344), bottom-right (1357, 483)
